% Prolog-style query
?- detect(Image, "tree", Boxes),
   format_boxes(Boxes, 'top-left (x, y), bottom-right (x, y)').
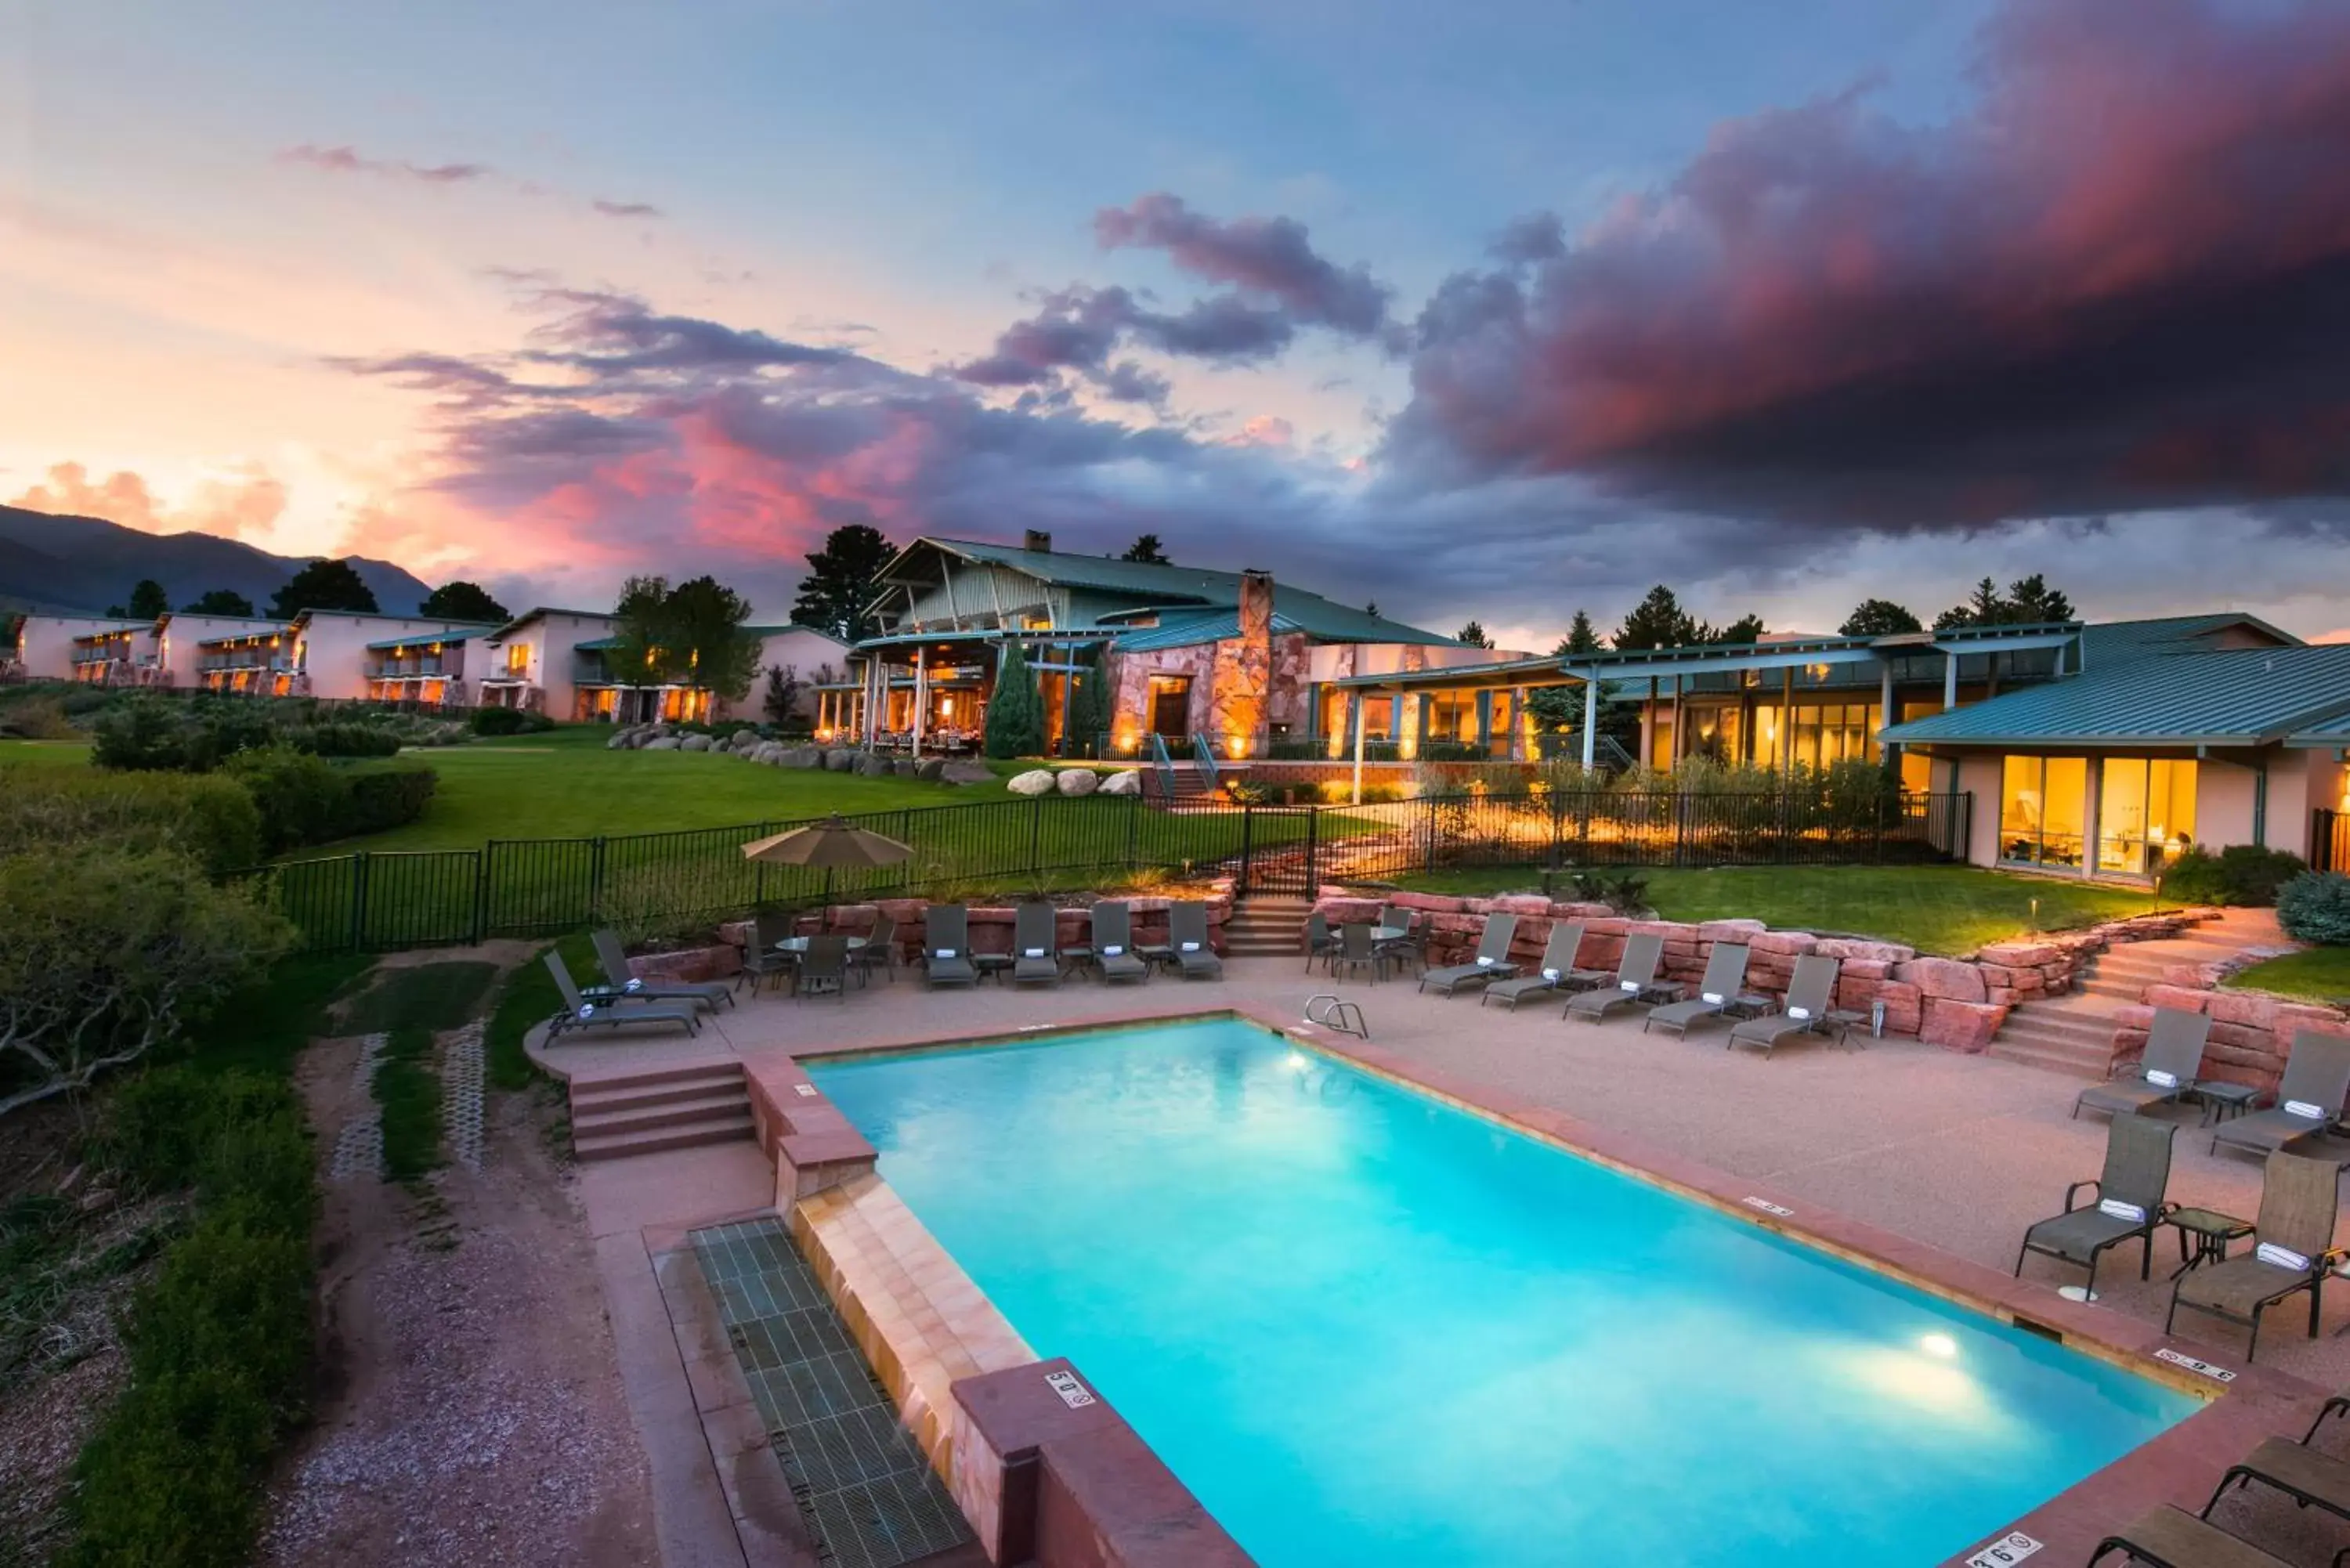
top-left (1120, 533), bottom-right (1170, 565)
top-left (983, 642), bottom-right (1045, 758)
top-left (419, 580), bottom-right (509, 623)
top-left (1612, 585), bottom-right (1700, 651)
top-left (269, 558), bottom-right (378, 619)
top-left (790, 524), bottom-right (893, 641)
top-left (762, 663), bottom-right (804, 725)
top-left (183, 588), bottom-right (255, 616)
top-left (1365, 601), bottom-right (1380, 619)
top-left (1710, 612), bottom-right (1766, 645)
top-left (1839, 598), bottom-right (1923, 637)
top-left (1455, 620), bottom-right (1493, 649)
top-left (1528, 609), bottom-right (1604, 734)
top-left (606, 575), bottom-right (757, 702)
top-left (1935, 575), bottom-right (2077, 630)
top-left (126, 579), bottom-right (168, 620)
top-left (1065, 645), bottom-right (1118, 750)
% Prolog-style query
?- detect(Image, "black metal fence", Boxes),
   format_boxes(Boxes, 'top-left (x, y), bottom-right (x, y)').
top-left (241, 787), bottom-right (1972, 952)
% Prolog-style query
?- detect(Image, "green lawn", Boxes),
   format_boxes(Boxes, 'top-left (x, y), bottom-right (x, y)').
top-left (2226, 948), bottom-right (2350, 1005)
top-left (0, 739), bottom-right (92, 768)
top-left (1383, 863), bottom-right (2161, 956)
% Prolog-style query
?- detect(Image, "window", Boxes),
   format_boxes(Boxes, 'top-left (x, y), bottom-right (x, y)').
top-left (2098, 759), bottom-right (2197, 876)
top-left (1752, 703), bottom-right (1878, 769)
top-left (2001, 757), bottom-right (2088, 868)
top-left (505, 643), bottom-right (530, 677)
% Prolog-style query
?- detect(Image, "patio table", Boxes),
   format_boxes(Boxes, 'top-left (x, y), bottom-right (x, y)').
top-left (2164, 1207), bottom-right (2255, 1278)
top-left (2194, 1082), bottom-right (2261, 1128)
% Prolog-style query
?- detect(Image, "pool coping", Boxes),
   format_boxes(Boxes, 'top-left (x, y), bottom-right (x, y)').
top-left (779, 1003), bottom-right (2329, 1568)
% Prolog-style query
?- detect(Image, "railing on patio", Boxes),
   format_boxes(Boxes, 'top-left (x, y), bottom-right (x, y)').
top-left (239, 786), bottom-right (1972, 954)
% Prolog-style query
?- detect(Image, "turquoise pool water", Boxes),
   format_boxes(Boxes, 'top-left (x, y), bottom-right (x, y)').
top-left (810, 1017), bottom-right (2197, 1566)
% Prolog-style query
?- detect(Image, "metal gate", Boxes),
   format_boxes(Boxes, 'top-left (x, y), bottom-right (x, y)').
top-left (1231, 807), bottom-right (1320, 897)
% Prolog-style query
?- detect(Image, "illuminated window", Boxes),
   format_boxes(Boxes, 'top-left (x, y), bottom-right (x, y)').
top-left (2097, 759), bottom-right (2197, 876)
top-left (2001, 757), bottom-right (2088, 869)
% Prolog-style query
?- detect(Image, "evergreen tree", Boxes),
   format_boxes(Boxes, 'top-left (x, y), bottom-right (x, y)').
top-left (1064, 645), bottom-right (1118, 752)
top-left (1528, 609), bottom-right (1604, 733)
top-left (419, 580), bottom-right (510, 623)
top-left (1365, 601), bottom-right (1380, 619)
top-left (1120, 533), bottom-right (1170, 565)
top-left (1455, 620), bottom-right (1493, 648)
top-left (984, 642), bottom-right (1045, 758)
top-left (269, 558), bottom-right (378, 619)
top-left (1612, 585), bottom-right (1699, 650)
top-left (790, 524), bottom-right (894, 641)
top-left (126, 579), bottom-right (168, 620)
top-left (1839, 598), bottom-right (1922, 636)
top-left (183, 588), bottom-right (255, 616)
top-left (1711, 612), bottom-right (1766, 644)
top-left (2004, 573), bottom-right (2074, 624)
top-left (1935, 576), bottom-right (2008, 630)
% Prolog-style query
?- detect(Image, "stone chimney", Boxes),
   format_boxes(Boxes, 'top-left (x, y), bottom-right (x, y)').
top-left (1238, 569), bottom-right (1274, 643)
top-left (1023, 529), bottom-right (1053, 553)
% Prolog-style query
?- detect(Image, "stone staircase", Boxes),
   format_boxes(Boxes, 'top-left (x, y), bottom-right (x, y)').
top-left (569, 1058), bottom-right (756, 1162)
top-left (1987, 911), bottom-right (2288, 1080)
top-left (1224, 894), bottom-right (1312, 959)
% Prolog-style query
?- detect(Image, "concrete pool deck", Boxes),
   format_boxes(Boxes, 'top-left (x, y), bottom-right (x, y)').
top-left (545, 958), bottom-right (2350, 1566)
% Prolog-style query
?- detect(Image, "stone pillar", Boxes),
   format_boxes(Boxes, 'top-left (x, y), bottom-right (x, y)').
top-left (1211, 569), bottom-right (1274, 756)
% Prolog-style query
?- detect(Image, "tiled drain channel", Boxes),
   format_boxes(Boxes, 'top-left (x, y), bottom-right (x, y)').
top-left (689, 1216), bottom-right (973, 1568)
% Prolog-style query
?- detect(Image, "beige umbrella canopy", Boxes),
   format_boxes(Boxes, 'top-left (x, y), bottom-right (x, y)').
top-left (741, 815), bottom-right (914, 868)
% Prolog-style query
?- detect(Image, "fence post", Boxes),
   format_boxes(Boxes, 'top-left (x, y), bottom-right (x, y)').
top-left (1423, 795), bottom-right (1437, 873)
top-left (1126, 793), bottom-right (1140, 873)
top-left (589, 836), bottom-right (608, 925)
top-left (1304, 806), bottom-right (1318, 892)
top-left (470, 849), bottom-right (490, 945)
top-left (1029, 794), bottom-right (1044, 881)
top-left (1238, 805), bottom-right (1254, 896)
top-left (349, 851), bottom-right (370, 952)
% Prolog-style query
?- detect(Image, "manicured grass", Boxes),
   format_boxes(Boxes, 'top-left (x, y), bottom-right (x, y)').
top-left (0, 739), bottom-right (92, 768)
top-left (486, 938), bottom-right (595, 1091)
top-left (1383, 864), bottom-right (2161, 956)
top-left (2226, 947), bottom-right (2350, 1005)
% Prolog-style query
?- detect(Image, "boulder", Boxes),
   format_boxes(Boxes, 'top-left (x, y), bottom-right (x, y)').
top-left (915, 758), bottom-right (945, 782)
top-left (1099, 768), bottom-right (1143, 796)
top-left (1007, 768), bottom-right (1057, 797)
top-left (680, 734), bottom-right (712, 752)
top-left (1919, 998), bottom-right (2008, 1053)
top-left (825, 749), bottom-right (859, 771)
top-left (855, 753), bottom-right (894, 777)
top-left (644, 735), bottom-right (682, 751)
top-left (2208, 989), bottom-right (2281, 1031)
top-left (783, 746), bottom-right (822, 768)
top-left (941, 761), bottom-right (997, 785)
top-left (893, 758), bottom-right (921, 777)
top-left (606, 732), bottom-right (631, 750)
top-left (733, 729), bottom-right (760, 750)
top-left (1977, 941), bottom-right (2061, 967)
top-left (1893, 956), bottom-right (1987, 1004)
top-left (1056, 768), bottom-right (1099, 796)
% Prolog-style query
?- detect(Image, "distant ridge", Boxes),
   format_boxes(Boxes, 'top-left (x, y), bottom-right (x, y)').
top-left (0, 504), bottom-right (434, 616)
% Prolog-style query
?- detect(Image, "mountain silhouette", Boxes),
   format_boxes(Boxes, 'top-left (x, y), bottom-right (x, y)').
top-left (0, 505), bottom-right (433, 616)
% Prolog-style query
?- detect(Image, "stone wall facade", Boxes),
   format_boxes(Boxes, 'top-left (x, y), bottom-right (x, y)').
top-left (1311, 888), bottom-right (2218, 1053)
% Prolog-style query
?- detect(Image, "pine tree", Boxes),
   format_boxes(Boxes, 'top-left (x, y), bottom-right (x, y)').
top-left (126, 580), bottom-right (168, 620)
top-left (269, 558), bottom-right (378, 619)
top-left (1455, 620), bottom-right (1492, 648)
top-left (1612, 586), bottom-right (1699, 650)
top-left (790, 525), bottom-right (894, 641)
top-left (1839, 598), bottom-right (1922, 637)
top-left (420, 580), bottom-right (510, 623)
top-left (1120, 533), bottom-right (1170, 565)
top-left (984, 642), bottom-right (1046, 758)
top-left (183, 588), bottom-right (256, 616)
top-left (1712, 612), bottom-right (1766, 644)
top-left (1528, 609), bottom-right (1604, 733)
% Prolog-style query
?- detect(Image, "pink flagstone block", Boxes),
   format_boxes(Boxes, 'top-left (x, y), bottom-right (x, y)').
top-left (1391, 892), bottom-right (1467, 914)
top-left (1919, 997), bottom-right (2008, 1052)
top-left (1749, 930), bottom-right (1818, 956)
top-left (1894, 956), bottom-right (1989, 1004)
top-left (2143, 984), bottom-right (2214, 1013)
top-left (1814, 937), bottom-right (1914, 963)
top-left (1697, 919), bottom-right (1769, 941)
top-left (1978, 941), bottom-right (2061, 966)
top-left (2207, 990), bottom-right (2280, 1030)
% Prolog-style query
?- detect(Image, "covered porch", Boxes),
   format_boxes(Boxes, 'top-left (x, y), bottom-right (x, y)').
top-left (828, 629), bottom-right (1115, 756)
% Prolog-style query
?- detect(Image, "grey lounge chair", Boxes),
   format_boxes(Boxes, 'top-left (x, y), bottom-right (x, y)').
top-left (2013, 1111), bottom-right (2176, 1295)
top-left (736, 910), bottom-right (798, 995)
top-left (1419, 914), bottom-right (1519, 996)
top-left (544, 952), bottom-right (700, 1039)
top-left (1483, 923), bottom-right (1591, 1010)
top-left (1564, 934), bottom-right (1665, 1024)
top-left (1169, 901), bottom-right (1222, 979)
top-left (922, 905), bottom-right (978, 988)
top-left (2088, 1506), bottom-right (2293, 1568)
top-left (2168, 1150), bottom-right (2342, 1360)
top-left (2211, 1030), bottom-right (2350, 1158)
top-left (1726, 956), bottom-right (1845, 1055)
top-left (2205, 1436), bottom-right (2350, 1543)
top-left (591, 929), bottom-right (732, 1012)
top-left (1091, 902), bottom-right (1148, 985)
top-left (1643, 943), bottom-right (1752, 1037)
top-left (797, 934), bottom-right (851, 1003)
top-left (2075, 1006), bottom-right (2210, 1121)
top-left (1011, 902), bottom-right (1062, 987)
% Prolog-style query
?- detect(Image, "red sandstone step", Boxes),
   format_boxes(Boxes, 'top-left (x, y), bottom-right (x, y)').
top-left (571, 1068), bottom-right (747, 1114)
top-left (2001, 1013), bottom-right (2118, 1046)
top-left (573, 1111), bottom-right (757, 1162)
top-left (566, 1057), bottom-right (743, 1093)
top-left (1987, 1042), bottom-right (2107, 1080)
top-left (573, 1091), bottom-right (754, 1137)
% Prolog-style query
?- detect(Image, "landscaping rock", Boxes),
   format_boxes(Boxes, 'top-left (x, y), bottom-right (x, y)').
top-left (782, 746), bottom-right (821, 768)
top-left (941, 761), bottom-right (996, 785)
top-left (1099, 768), bottom-right (1143, 796)
top-left (825, 749), bottom-right (858, 771)
top-left (915, 758), bottom-right (945, 782)
top-left (733, 729), bottom-right (760, 750)
top-left (855, 753), bottom-right (894, 777)
top-left (1893, 956), bottom-right (1988, 1003)
top-left (643, 736), bottom-right (682, 751)
top-left (606, 732), bottom-right (631, 750)
top-left (1007, 768), bottom-right (1056, 797)
top-left (1056, 768), bottom-right (1099, 796)
top-left (680, 734), bottom-right (711, 752)
top-left (889, 757), bottom-right (917, 777)
top-left (1920, 997), bottom-right (2008, 1052)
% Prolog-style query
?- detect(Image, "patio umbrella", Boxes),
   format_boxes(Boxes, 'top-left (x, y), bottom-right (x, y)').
top-left (741, 815), bottom-right (914, 921)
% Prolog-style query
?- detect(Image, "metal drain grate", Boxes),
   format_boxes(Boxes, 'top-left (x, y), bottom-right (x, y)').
top-left (689, 1217), bottom-right (972, 1568)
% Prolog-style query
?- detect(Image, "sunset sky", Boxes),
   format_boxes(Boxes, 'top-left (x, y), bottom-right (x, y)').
top-left (6, 0), bottom-right (2350, 649)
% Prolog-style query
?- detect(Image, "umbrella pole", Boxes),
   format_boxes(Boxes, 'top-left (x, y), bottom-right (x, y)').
top-left (821, 867), bottom-right (833, 932)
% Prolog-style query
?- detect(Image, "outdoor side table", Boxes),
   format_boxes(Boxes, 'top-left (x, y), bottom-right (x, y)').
top-left (2195, 1082), bottom-right (2261, 1128)
top-left (2166, 1207), bottom-right (2255, 1277)
top-left (1823, 1009), bottom-right (1871, 1048)
top-left (972, 952), bottom-right (1015, 984)
top-left (1721, 992), bottom-right (1774, 1022)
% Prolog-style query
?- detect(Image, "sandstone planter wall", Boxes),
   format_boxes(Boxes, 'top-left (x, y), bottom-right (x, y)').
top-left (1311, 887), bottom-right (2218, 1053)
top-left (2110, 966), bottom-right (2350, 1094)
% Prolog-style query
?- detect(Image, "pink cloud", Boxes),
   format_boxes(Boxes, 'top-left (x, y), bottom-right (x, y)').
top-left (12, 461), bottom-right (286, 541)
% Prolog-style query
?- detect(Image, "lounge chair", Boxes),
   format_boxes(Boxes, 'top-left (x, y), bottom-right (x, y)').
top-left (2088, 1506), bottom-right (2292, 1568)
top-left (1303, 910), bottom-right (1336, 973)
top-left (2211, 1030), bottom-right (2350, 1158)
top-left (797, 934), bottom-right (851, 1003)
top-left (2012, 1111), bottom-right (2176, 1295)
top-left (2205, 1436), bottom-right (2350, 1541)
top-left (1564, 934), bottom-right (1665, 1024)
top-left (2167, 1150), bottom-right (2342, 1360)
top-left (1643, 943), bottom-right (1752, 1037)
top-left (1418, 914), bottom-right (1519, 996)
top-left (1091, 902), bottom-right (1149, 985)
top-left (1011, 902), bottom-right (1064, 987)
top-left (1482, 923), bottom-right (1591, 1010)
top-left (1726, 956), bottom-right (1846, 1056)
top-left (544, 952), bottom-right (700, 1040)
top-left (2074, 1006), bottom-right (2211, 1121)
top-left (922, 905), bottom-right (979, 988)
top-left (849, 915), bottom-right (897, 987)
top-left (1329, 922), bottom-right (1384, 984)
top-left (591, 929), bottom-right (732, 1013)
top-left (1169, 901), bottom-right (1222, 979)
top-left (736, 910), bottom-right (798, 995)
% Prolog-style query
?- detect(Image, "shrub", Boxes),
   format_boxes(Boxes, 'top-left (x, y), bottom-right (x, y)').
top-left (340, 765), bottom-right (436, 837)
top-left (225, 748), bottom-right (349, 854)
top-left (2279, 872), bottom-right (2350, 945)
top-left (2164, 844), bottom-right (2308, 906)
top-left (91, 696), bottom-right (208, 771)
top-left (468, 706), bottom-right (554, 736)
top-left (0, 766), bottom-right (264, 876)
top-left (281, 721), bottom-right (402, 759)
top-left (0, 694), bottom-right (77, 739)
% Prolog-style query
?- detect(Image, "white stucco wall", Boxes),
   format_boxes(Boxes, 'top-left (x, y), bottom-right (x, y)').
top-left (156, 616), bottom-right (285, 685)
top-left (1307, 642), bottom-right (1535, 682)
top-left (297, 614), bottom-right (496, 700)
top-left (485, 612), bottom-right (620, 717)
top-left (15, 616), bottom-right (152, 680)
top-left (730, 627), bottom-right (851, 721)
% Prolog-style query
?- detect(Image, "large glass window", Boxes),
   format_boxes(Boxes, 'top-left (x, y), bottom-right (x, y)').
top-left (2097, 759), bottom-right (2198, 876)
top-left (2001, 756), bottom-right (2089, 868)
top-left (1752, 702), bottom-right (1878, 770)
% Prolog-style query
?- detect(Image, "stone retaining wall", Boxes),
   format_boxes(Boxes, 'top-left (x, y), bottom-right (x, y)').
top-left (1312, 887), bottom-right (2218, 1053)
top-left (2111, 962), bottom-right (2350, 1093)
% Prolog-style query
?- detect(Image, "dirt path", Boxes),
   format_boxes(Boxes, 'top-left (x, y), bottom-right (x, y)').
top-left (261, 1031), bottom-right (659, 1568)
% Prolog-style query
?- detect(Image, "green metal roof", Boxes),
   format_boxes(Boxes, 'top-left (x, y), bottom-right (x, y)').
top-left (483, 606), bottom-right (616, 642)
top-left (2079, 613), bottom-right (2298, 666)
top-left (366, 630), bottom-right (476, 651)
top-left (1881, 645), bottom-right (2350, 747)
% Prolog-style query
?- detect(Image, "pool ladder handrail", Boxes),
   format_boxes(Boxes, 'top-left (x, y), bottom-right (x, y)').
top-left (1304, 994), bottom-right (1369, 1039)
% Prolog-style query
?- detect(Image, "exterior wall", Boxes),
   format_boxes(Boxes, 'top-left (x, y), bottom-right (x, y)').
top-left (2196, 757), bottom-right (2261, 854)
top-left (895, 560), bottom-right (1055, 630)
top-left (483, 612), bottom-right (617, 715)
top-left (16, 616), bottom-right (150, 681)
top-left (156, 616), bottom-right (283, 685)
top-left (731, 627), bottom-right (850, 722)
top-left (297, 615), bottom-right (494, 700)
top-left (1306, 641), bottom-right (1532, 682)
top-left (1947, 744), bottom-right (2327, 870)
top-left (1956, 752), bottom-right (2005, 867)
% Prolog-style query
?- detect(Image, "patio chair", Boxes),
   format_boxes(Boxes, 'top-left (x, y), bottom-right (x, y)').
top-left (1329, 922), bottom-right (1384, 985)
top-left (1012, 902), bottom-right (1063, 988)
top-left (736, 910), bottom-right (798, 995)
top-left (1418, 913), bottom-right (1519, 996)
top-left (591, 929), bottom-right (732, 1013)
top-left (1643, 943), bottom-right (1752, 1038)
top-left (1482, 923), bottom-right (1588, 1010)
top-left (1091, 902), bottom-right (1149, 985)
top-left (2167, 1150), bottom-right (2343, 1361)
top-left (2204, 1436), bottom-right (2350, 1541)
top-left (922, 905), bottom-right (978, 988)
top-left (1169, 901), bottom-right (1223, 979)
top-left (849, 915), bottom-right (897, 987)
top-left (797, 934), bottom-right (851, 1003)
top-left (544, 952), bottom-right (700, 1040)
top-left (1726, 956), bottom-right (1846, 1056)
top-left (2012, 1111), bottom-right (2177, 1295)
top-left (1564, 933), bottom-right (1666, 1024)
top-left (1303, 910), bottom-right (1337, 973)
top-left (1373, 911), bottom-right (1425, 974)
top-left (2088, 1506), bottom-right (2292, 1568)
top-left (2210, 1030), bottom-right (2350, 1158)
top-left (2073, 1006), bottom-right (2211, 1121)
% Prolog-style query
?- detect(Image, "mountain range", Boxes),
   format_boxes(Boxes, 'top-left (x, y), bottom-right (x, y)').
top-left (0, 506), bottom-right (434, 617)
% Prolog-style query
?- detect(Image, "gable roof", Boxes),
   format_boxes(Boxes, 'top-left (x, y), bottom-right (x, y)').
top-left (1882, 644), bottom-right (2350, 747)
top-left (483, 606), bottom-right (617, 642)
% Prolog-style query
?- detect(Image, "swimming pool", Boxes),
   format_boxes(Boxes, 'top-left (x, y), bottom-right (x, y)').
top-left (810, 1016), bottom-right (2198, 1566)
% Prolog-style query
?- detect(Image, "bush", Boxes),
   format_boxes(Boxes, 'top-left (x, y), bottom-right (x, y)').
top-left (2279, 872), bottom-right (2350, 945)
top-left (0, 766), bottom-right (264, 876)
top-left (341, 765), bottom-right (436, 836)
top-left (223, 750), bottom-right (436, 852)
top-left (0, 694), bottom-right (77, 739)
top-left (2164, 844), bottom-right (2308, 907)
top-left (469, 706), bottom-right (554, 736)
top-left (281, 721), bottom-right (403, 758)
top-left (91, 696), bottom-right (208, 771)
